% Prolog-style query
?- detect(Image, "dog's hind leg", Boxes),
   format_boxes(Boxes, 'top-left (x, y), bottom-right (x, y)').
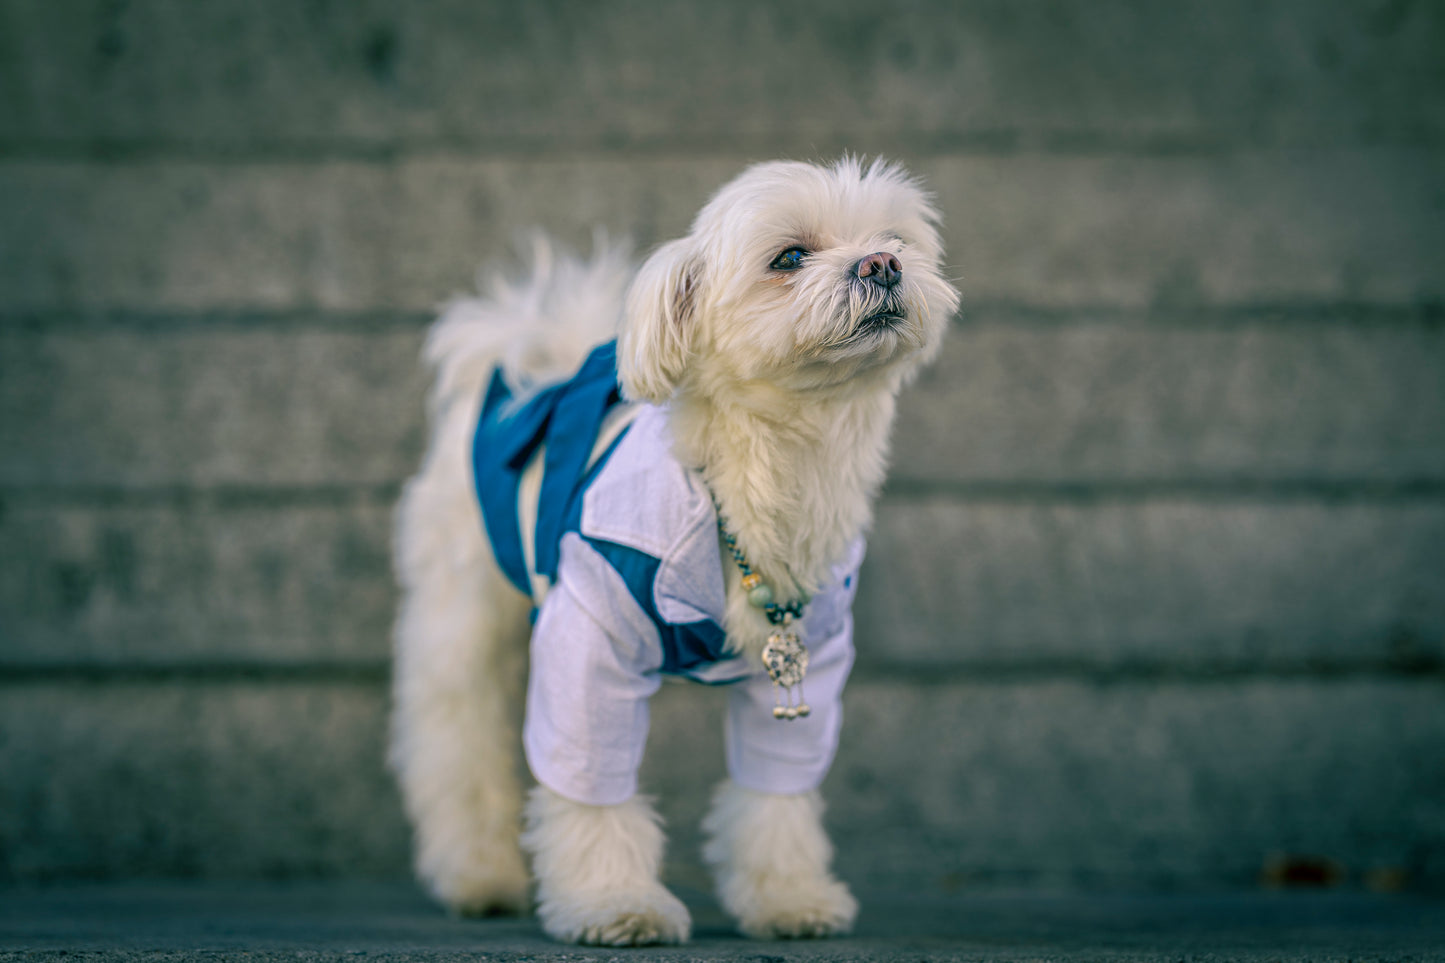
top-left (522, 786), bottom-right (691, 945)
top-left (702, 779), bottom-right (857, 938)
top-left (390, 401), bottom-right (533, 916)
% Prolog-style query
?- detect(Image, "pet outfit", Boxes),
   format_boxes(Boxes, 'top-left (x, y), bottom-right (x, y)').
top-left (472, 340), bottom-right (862, 806)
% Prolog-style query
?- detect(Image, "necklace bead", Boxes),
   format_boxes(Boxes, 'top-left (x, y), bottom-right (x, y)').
top-left (714, 501), bottom-right (804, 625)
top-left (713, 495), bottom-right (811, 722)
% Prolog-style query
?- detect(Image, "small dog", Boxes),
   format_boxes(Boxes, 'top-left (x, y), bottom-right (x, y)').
top-left (390, 158), bottom-right (958, 945)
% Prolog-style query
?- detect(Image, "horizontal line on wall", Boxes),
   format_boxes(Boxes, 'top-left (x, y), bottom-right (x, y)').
top-left (0, 309), bottom-right (436, 333)
top-left (3, 302), bottom-right (1440, 334)
top-left (1, 658), bottom-right (1438, 687)
top-left (0, 662), bottom-right (392, 685)
top-left (951, 300), bottom-right (1445, 329)
top-left (4, 479), bottom-right (1444, 511)
top-left (855, 656), bottom-right (1445, 686)
top-left (0, 483), bottom-right (403, 509)
top-left (0, 131), bottom-right (1441, 165)
top-left (879, 478), bottom-right (1445, 504)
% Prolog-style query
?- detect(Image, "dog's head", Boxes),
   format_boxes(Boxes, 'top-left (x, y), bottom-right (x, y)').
top-left (618, 158), bottom-right (959, 402)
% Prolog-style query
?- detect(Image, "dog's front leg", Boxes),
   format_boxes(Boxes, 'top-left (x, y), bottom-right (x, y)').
top-left (521, 785), bottom-right (691, 946)
top-left (702, 779), bottom-right (858, 938)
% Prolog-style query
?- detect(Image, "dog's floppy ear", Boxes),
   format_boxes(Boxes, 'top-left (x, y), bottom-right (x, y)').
top-left (618, 237), bottom-right (702, 402)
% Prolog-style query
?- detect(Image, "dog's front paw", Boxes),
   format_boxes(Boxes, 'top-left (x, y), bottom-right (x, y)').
top-left (731, 874), bottom-right (857, 940)
top-left (538, 883), bottom-right (692, 946)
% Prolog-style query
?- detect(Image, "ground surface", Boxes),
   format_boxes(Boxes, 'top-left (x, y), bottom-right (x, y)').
top-left (1, 882), bottom-right (1442, 962)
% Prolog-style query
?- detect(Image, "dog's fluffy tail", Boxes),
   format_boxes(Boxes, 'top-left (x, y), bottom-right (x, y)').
top-left (424, 233), bottom-right (632, 419)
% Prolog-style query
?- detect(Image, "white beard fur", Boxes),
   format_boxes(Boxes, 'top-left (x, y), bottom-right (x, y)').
top-left (390, 158), bottom-right (958, 944)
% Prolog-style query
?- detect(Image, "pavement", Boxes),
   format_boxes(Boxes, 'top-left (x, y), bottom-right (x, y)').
top-left (2, 882), bottom-right (1442, 962)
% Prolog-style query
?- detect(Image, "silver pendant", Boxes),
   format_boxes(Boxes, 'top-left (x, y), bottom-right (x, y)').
top-left (762, 626), bottom-right (810, 721)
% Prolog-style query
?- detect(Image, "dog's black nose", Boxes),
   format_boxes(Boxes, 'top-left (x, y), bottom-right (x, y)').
top-left (855, 252), bottom-right (902, 288)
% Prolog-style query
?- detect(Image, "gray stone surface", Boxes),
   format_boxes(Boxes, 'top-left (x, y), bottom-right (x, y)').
top-left (3, 150), bottom-right (1442, 312)
top-left (4, 495), bottom-right (1441, 669)
top-left (2, 0), bottom-right (1441, 152)
top-left (894, 315), bottom-right (1445, 485)
top-left (1, 0), bottom-right (1442, 898)
top-left (5, 314), bottom-right (1443, 489)
top-left (0, 681), bottom-right (410, 880)
top-left (0, 325), bottom-right (429, 489)
top-left (855, 498), bottom-right (1445, 672)
top-left (0, 158), bottom-right (730, 313)
top-left (3, 679), bottom-right (1441, 887)
top-left (2, 882), bottom-right (1444, 961)
top-left (0, 497), bottom-right (395, 666)
top-left (921, 150), bottom-right (1445, 308)
top-left (826, 679), bottom-right (1445, 890)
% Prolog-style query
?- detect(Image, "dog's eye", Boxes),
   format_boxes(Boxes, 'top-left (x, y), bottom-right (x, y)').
top-left (769, 247), bottom-right (809, 271)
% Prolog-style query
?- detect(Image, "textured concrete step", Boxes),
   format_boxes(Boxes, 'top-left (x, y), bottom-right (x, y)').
top-left (2, 0), bottom-right (1441, 152)
top-left (855, 497), bottom-right (1445, 672)
top-left (3, 149), bottom-right (1441, 312)
top-left (4, 314), bottom-right (1442, 489)
top-left (894, 315), bottom-right (1445, 485)
top-left (4, 883), bottom-right (1445, 960)
top-left (2, 678), bottom-right (1440, 887)
top-left (2, 495), bottom-right (1440, 671)
top-left (0, 325), bottom-right (429, 489)
top-left (0, 680), bottom-right (408, 880)
top-left (0, 495), bottom-right (396, 667)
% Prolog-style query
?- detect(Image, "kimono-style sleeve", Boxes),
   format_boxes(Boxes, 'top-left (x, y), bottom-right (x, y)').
top-left (522, 533), bottom-right (665, 805)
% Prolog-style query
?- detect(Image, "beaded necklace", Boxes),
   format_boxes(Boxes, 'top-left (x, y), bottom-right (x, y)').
top-left (715, 504), bottom-right (811, 720)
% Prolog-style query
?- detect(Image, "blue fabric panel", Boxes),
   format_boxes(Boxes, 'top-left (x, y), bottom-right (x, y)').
top-left (586, 538), bottom-right (733, 680)
top-left (470, 342), bottom-right (619, 596)
top-left (471, 338), bottom-right (732, 680)
top-left (471, 369), bottom-right (532, 595)
top-left (534, 341), bottom-right (623, 581)
top-left (546, 407), bottom-right (734, 681)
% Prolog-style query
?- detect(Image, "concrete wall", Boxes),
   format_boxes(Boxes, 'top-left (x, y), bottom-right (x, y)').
top-left (1, 0), bottom-right (1442, 891)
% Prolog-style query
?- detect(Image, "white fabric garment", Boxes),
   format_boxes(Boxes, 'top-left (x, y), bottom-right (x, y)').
top-left (521, 405), bottom-right (862, 806)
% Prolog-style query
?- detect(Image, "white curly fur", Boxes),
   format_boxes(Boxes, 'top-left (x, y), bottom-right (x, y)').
top-left (703, 780), bottom-right (858, 938)
top-left (522, 786), bottom-right (691, 945)
top-left (388, 235), bottom-right (624, 918)
top-left (390, 158), bottom-right (957, 943)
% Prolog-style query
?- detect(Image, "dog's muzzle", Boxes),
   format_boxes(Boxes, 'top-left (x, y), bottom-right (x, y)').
top-left (858, 305), bottom-right (906, 330)
top-left (853, 252), bottom-right (907, 330)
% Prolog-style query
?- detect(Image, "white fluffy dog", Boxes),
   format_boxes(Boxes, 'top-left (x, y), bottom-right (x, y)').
top-left (390, 157), bottom-right (958, 945)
